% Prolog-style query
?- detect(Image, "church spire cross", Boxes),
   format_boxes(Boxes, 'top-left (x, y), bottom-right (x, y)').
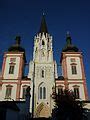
top-left (39, 14), bottom-right (48, 34)
top-left (15, 36), bottom-right (21, 46)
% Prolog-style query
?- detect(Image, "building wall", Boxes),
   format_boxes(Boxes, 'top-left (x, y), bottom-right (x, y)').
top-left (3, 55), bottom-right (20, 79)
top-left (20, 83), bottom-right (31, 99)
top-left (1, 82), bottom-right (17, 101)
top-left (66, 56), bottom-right (82, 79)
top-left (34, 63), bottom-right (55, 107)
top-left (68, 83), bottom-right (85, 100)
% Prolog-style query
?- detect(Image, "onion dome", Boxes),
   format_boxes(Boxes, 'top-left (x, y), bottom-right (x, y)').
top-left (62, 32), bottom-right (79, 52)
top-left (8, 36), bottom-right (26, 62)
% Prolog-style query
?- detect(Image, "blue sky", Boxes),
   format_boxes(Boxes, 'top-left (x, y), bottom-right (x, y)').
top-left (0, 0), bottom-right (90, 98)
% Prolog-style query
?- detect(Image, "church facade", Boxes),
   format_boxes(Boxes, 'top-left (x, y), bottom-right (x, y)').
top-left (0, 15), bottom-right (88, 118)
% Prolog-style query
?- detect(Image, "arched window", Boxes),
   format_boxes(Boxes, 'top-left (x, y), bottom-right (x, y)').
top-left (9, 59), bottom-right (16, 74)
top-left (58, 87), bottom-right (63, 95)
top-left (42, 70), bottom-right (44, 78)
top-left (22, 85), bottom-right (28, 99)
top-left (73, 85), bottom-right (80, 99)
top-left (43, 87), bottom-right (46, 99)
top-left (42, 40), bottom-right (45, 45)
top-left (39, 83), bottom-right (46, 99)
top-left (71, 65), bottom-right (77, 74)
top-left (57, 85), bottom-right (63, 95)
top-left (5, 85), bottom-right (13, 99)
top-left (40, 87), bottom-right (42, 99)
top-left (9, 65), bottom-right (15, 74)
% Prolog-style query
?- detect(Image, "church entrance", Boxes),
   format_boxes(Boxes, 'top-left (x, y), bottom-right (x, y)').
top-left (35, 102), bottom-right (50, 118)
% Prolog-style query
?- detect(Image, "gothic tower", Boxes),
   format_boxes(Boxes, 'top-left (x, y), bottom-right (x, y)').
top-left (60, 32), bottom-right (88, 100)
top-left (28, 15), bottom-right (57, 118)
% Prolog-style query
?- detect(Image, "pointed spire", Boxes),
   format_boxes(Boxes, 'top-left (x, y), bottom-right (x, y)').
top-left (39, 13), bottom-right (48, 34)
